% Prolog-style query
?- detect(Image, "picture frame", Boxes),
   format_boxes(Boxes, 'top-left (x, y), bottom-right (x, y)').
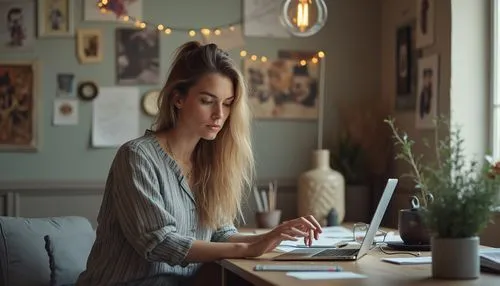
top-left (0, 0), bottom-right (36, 51)
top-left (76, 28), bottom-right (103, 64)
top-left (116, 28), bottom-right (160, 85)
top-left (37, 0), bottom-right (75, 37)
top-left (396, 25), bottom-right (412, 95)
top-left (416, 0), bottom-right (434, 49)
top-left (0, 60), bottom-right (40, 151)
top-left (243, 57), bottom-right (320, 120)
top-left (83, 0), bottom-right (142, 22)
top-left (415, 54), bottom-right (439, 130)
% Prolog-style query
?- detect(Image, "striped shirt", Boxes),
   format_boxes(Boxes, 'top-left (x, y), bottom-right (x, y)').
top-left (76, 130), bottom-right (238, 286)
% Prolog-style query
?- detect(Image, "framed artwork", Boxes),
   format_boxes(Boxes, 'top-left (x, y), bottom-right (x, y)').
top-left (116, 28), bottom-right (160, 85)
top-left (76, 28), bottom-right (103, 64)
top-left (415, 54), bottom-right (439, 130)
top-left (395, 24), bottom-right (418, 111)
top-left (0, 0), bottom-right (36, 51)
top-left (243, 58), bottom-right (319, 120)
top-left (37, 0), bottom-right (75, 37)
top-left (416, 0), bottom-right (434, 48)
top-left (56, 73), bottom-right (75, 96)
top-left (83, 0), bottom-right (142, 22)
top-left (0, 60), bottom-right (39, 151)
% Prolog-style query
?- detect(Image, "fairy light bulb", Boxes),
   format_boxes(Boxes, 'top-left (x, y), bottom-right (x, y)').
top-left (280, 0), bottom-right (328, 37)
top-left (240, 50), bottom-right (247, 57)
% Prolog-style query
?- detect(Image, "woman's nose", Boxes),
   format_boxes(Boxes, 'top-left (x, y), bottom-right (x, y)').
top-left (212, 104), bottom-right (223, 119)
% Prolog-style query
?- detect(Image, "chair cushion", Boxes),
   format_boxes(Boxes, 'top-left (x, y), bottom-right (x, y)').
top-left (44, 231), bottom-right (95, 286)
top-left (0, 216), bottom-right (94, 286)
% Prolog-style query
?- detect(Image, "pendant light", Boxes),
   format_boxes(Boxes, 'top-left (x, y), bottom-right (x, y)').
top-left (280, 0), bottom-right (328, 37)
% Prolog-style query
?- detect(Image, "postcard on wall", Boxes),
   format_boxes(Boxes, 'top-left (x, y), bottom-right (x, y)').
top-left (83, 0), bottom-right (142, 22)
top-left (37, 0), bottom-right (75, 37)
top-left (56, 73), bottom-right (75, 96)
top-left (243, 58), bottom-right (319, 120)
top-left (53, 98), bottom-right (78, 126)
top-left (243, 0), bottom-right (290, 38)
top-left (0, 0), bottom-right (36, 51)
top-left (0, 60), bottom-right (38, 151)
top-left (416, 0), bottom-right (434, 49)
top-left (77, 28), bottom-right (103, 64)
top-left (395, 24), bottom-right (417, 111)
top-left (91, 87), bottom-right (140, 148)
top-left (116, 28), bottom-right (160, 85)
top-left (415, 54), bottom-right (439, 130)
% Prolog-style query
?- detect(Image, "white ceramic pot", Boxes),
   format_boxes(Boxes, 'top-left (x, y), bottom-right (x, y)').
top-left (431, 236), bottom-right (480, 279)
top-left (297, 149), bottom-right (345, 226)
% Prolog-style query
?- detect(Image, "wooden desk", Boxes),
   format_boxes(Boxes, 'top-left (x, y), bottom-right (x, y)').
top-left (217, 248), bottom-right (499, 286)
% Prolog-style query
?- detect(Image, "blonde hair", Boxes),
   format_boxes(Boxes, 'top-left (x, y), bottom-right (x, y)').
top-left (153, 41), bottom-right (254, 229)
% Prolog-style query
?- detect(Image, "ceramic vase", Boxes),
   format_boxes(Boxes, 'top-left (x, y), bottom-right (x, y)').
top-left (297, 149), bottom-right (345, 226)
top-left (431, 236), bottom-right (480, 279)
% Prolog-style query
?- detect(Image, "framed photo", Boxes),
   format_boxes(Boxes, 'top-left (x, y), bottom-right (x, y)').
top-left (416, 0), bottom-right (434, 48)
top-left (76, 28), bottom-right (103, 64)
top-left (0, 0), bottom-right (36, 51)
top-left (83, 0), bottom-right (142, 22)
top-left (415, 54), bottom-right (439, 129)
top-left (56, 73), bottom-right (75, 96)
top-left (243, 58), bottom-right (319, 120)
top-left (0, 60), bottom-right (39, 151)
top-left (116, 28), bottom-right (160, 85)
top-left (37, 0), bottom-right (75, 37)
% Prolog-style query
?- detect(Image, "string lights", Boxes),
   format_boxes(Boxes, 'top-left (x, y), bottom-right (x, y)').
top-left (96, 0), bottom-right (325, 64)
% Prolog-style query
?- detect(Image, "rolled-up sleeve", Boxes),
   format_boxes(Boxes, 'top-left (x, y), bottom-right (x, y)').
top-left (211, 224), bottom-right (238, 242)
top-left (110, 145), bottom-right (194, 266)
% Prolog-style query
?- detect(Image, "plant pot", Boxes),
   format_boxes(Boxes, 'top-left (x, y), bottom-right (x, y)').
top-left (431, 236), bottom-right (480, 279)
top-left (398, 208), bottom-right (431, 245)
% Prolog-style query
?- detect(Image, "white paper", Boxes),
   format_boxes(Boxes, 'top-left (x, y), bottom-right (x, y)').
top-left (53, 99), bottom-right (78, 126)
top-left (286, 271), bottom-right (367, 280)
top-left (202, 25), bottom-right (245, 51)
top-left (92, 87), bottom-right (140, 147)
top-left (243, 0), bottom-right (290, 38)
top-left (381, 256), bottom-right (432, 265)
top-left (321, 226), bottom-right (353, 238)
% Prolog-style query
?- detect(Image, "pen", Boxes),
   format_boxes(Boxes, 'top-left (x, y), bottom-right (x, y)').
top-left (254, 264), bottom-right (343, 272)
top-left (295, 243), bottom-right (348, 248)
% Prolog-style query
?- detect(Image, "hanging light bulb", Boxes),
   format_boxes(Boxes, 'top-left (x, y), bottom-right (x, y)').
top-left (280, 0), bottom-right (328, 37)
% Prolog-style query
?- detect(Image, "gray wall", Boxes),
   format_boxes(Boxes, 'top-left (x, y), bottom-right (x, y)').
top-left (0, 0), bottom-right (382, 227)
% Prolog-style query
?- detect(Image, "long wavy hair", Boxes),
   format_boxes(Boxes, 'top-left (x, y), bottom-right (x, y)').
top-left (153, 41), bottom-right (254, 229)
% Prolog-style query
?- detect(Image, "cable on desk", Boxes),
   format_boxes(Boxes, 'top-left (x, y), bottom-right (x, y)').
top-left (377, 245), bottom-right (421, 257)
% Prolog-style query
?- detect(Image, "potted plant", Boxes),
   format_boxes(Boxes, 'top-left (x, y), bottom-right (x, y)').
top-left (385, 117), bottom-right (500, 279)
top-left (332, 99), bottom-right (392, 223)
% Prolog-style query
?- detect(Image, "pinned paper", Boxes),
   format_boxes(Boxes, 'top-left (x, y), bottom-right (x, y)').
top-left (202, 24), bottom-right (245, 51)
top-left (53, 99), bottom-right (78, 126)
top-left (286, 271), bottom-right (367, 280)
top-left (243, 0), bottom-right (290, 38)
top-left (91, 87), bottom-right (140, 147)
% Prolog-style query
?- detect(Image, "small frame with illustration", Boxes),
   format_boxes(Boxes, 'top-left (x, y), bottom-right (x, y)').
top-left (76, 28), bottom-right (103, 64)
top-left (37, 0), bottom-right (75, 37)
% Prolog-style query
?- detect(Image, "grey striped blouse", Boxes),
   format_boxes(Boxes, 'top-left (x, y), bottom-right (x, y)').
top-left (76, 130), bottom-right (238, 286)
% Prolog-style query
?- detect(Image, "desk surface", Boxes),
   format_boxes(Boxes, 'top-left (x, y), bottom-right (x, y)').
top-left (221, 228), bottom-right (499, 286)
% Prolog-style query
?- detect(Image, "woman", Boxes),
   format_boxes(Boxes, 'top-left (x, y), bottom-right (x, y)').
top-left (76, 41), bottom-right (322, 286)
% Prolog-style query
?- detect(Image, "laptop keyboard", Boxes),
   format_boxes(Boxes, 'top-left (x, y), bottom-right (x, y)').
top-left (311, 248), bottom-right (358, 257)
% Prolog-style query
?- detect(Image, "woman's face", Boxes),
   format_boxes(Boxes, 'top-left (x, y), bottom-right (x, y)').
top-left (175, 72), bottom-right (235, 140)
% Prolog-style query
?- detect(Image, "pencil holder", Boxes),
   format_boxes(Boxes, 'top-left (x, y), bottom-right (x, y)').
top-left (255, 209), bottom-right (281, 229)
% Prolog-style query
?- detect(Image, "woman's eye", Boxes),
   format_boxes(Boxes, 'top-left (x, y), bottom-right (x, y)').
top-left (201, 99), bottom-right (213, 104)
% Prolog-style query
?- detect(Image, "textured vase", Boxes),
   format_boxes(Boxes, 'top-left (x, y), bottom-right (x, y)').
top-left (297, 149), bottom-right (345, 226)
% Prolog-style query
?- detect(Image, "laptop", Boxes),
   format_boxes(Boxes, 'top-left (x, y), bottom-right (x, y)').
top-left (272, 178), bottom-right (398, 261)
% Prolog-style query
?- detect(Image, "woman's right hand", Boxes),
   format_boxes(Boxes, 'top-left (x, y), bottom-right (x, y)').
top-left (243, 215), bottom-right (322, 257)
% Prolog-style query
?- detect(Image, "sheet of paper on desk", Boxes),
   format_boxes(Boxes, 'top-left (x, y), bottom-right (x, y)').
top-left (286, 271), bottom-right (367, 280)
top-left (381, 256), bottom-right (432, 265)
top-left (321, 226), bottom-right (353, 238)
